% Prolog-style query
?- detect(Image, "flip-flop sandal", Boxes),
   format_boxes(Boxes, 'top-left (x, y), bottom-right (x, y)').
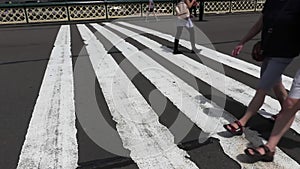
top-left (223, 120), bottom-right (244, 136)
top-left (271, 114), bottom-right (278, 121)
top-left (244, 145), bottom-right (275, 162)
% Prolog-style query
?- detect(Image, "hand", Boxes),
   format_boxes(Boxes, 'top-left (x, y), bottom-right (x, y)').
top-left (192, 1), bottom-right (198, 6)
top-left (232, 44), bottom-right (243, 57)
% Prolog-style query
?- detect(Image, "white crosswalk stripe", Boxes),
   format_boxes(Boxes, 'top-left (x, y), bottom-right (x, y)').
top-left (17, 22), bottom-right (300, 169)
top-left (17, 25), bottom-right (78, 169)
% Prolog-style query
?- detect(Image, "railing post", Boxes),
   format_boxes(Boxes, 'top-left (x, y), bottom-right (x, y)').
top-left (198, 0), bottom-right (204, 21)
top-left (173, 0), bottom-right (175, 16)
top-left (229, 0), bottom-right (232, 13)
top-left (105, 1), bottom-right (108, 20)
top-left (66, 4), bottom-right (70, 21)
top-left (24, 6), bottom-right (29, 24)
top-left (141, 2), bottom-right (143, 17)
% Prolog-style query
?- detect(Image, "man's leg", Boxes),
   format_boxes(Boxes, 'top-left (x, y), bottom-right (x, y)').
top-left (247, 97), bottom-right (300, 156)
top-left (273, 82), bottom-right (288, 107)
top-left (227, 89), bottom-right (267, 130)
top-left (266, 98), bottom-right (300, 152)
top-left (246, 69), bottom-right (300, 155)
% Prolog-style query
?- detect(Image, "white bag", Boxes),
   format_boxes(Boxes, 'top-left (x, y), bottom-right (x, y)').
top-left (175, 1), bottom-right (190, 19)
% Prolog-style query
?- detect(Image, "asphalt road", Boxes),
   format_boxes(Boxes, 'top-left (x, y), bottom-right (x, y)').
top-left (0, 13), bottom-right (299, 169)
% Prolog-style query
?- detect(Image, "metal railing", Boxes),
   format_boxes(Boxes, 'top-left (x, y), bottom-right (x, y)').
top-left (0, 0), bottom-right (265, 25)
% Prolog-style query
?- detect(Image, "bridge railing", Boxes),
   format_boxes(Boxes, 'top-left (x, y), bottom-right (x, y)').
top-left (0, 0), bottom-right (265, 25)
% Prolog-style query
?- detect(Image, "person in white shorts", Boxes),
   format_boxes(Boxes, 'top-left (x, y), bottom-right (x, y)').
top-left (244, 69), bottom-right (300, 162)
top-left (173, 0), bottom-right (200, 54)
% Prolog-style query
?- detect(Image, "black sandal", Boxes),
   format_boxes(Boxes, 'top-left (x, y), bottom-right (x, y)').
top-left (271, 114), bottom-right (278, 121)
top-left (244, 145), bottom-right (275, 162)
top-left (223, 120), bottom-right (244, 136)
top-left (191, 48), bottom-right (201, 53)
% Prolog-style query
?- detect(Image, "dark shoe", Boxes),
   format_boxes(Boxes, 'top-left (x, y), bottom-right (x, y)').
top-left (173, 50), bottom-right (183, 54)
top-left (223, 120), bottom-right (244, 136)
top-left (244, 145), bottom-right (275, 162)
top-left (191, 48), bottom-right (201, 53)
top-left (173, 39), bottom-right (181, 54)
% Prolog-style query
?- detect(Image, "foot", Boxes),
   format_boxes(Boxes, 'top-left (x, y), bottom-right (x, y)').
top-left (271, 114), bottom-right (278, 121)
top-left (223, 120), bottom-right (244, 136)
top-left (191, 48), bottom-right (201, 53)
top-left (244, 145), bottom-right (275, 162)
top-left (173, 50), bottom-right (182, 54)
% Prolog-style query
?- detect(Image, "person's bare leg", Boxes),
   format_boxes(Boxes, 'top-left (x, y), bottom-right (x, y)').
top-left (265, 98), bottom-right (300, 151)
top-left (153, 11), bottom-right (158, 21)
top-left (145, 11), bottom-right (149, 22)
top-left (273, 82), bottom-right (288, 107)
top-left (270, 82), bottom-right (288, 120)
top-left (227, 89), bottom-right (267, 130)
top-left (248, 97), bottom-right (299, 155)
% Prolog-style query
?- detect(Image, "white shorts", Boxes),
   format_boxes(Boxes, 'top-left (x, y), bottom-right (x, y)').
top-left (289, 69), bottom-right (300, 99)
top-left (177, 18), bottom-right (193, 28)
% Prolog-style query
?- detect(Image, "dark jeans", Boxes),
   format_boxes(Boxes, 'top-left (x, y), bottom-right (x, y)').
top-left (175, 26), bottom-right (196, 49)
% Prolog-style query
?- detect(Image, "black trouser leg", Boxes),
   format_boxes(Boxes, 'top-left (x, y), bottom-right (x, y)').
top-left (173, 26), bottom-right (183, 54)
top-left (173, 39), bottom-right (180, 54)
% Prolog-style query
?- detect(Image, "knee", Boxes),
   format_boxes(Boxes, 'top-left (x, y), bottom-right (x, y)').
top-left (256, 88), bottom-right (267, 96)
top-left (283, 98), bottom-right (299, 110)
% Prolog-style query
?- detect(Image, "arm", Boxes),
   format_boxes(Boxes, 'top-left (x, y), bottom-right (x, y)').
top-left (185, 0), bottom-right (195, 8)
top-left (239, 14), bottom-right (263, 45)
top-left (232, 14), bottom-right (263, 56)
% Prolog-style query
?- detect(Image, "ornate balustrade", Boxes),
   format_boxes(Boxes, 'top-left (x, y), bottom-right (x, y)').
top-left (0, 0), bottom-right (265, 25)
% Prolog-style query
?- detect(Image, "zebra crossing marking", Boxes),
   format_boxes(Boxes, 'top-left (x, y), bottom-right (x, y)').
top-left (77, 24), bottom-right (199, 169)
top-left (93, 22), bottom-right (299, 168)
top-left (16, 22), bottom-right (300, 169)
top-left (116, 21), bottom-right (300, 135)
top-left (17, 25), bottom-right (78, 169)
top-left (117, 22), bottom-right (293, 90)
top-left (105, 23), bottom-right (300, 133)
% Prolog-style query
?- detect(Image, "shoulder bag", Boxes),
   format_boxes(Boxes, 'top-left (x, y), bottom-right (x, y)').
top-left (252, 1), bottom-right (289, 62)
top-left (175, 1), bottom-right (190, 19)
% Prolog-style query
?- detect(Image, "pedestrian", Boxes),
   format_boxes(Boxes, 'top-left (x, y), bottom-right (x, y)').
top-left (244, 69), bottom-right (300, 162)
top-left (173, 0), bottom-right (200, 54)
top-left (223, 0), bottom-right (300, 136)
top-left (189, 0), bottom-right (198, 18)
top-left (145, 0), bottom-right (159, 22)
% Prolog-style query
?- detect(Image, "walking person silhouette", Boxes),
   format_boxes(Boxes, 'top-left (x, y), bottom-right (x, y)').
top-left (173, 0), bottom-right (201, 54)
top-left (145, 0), bottom-right (159, 22)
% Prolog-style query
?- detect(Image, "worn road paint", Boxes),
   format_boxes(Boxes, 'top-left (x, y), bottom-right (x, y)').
top-left (117, 22), bottom-right (300, 135)
top-left (17, 25), bottom-right (78, 169)
top-left (100, 22), bottom-right (299, 169)
top-left (77, 24), bottom-right (199, 169)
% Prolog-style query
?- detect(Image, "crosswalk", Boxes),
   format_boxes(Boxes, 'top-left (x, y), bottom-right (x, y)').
top-left (15, 22), bottom-right (300, 169)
